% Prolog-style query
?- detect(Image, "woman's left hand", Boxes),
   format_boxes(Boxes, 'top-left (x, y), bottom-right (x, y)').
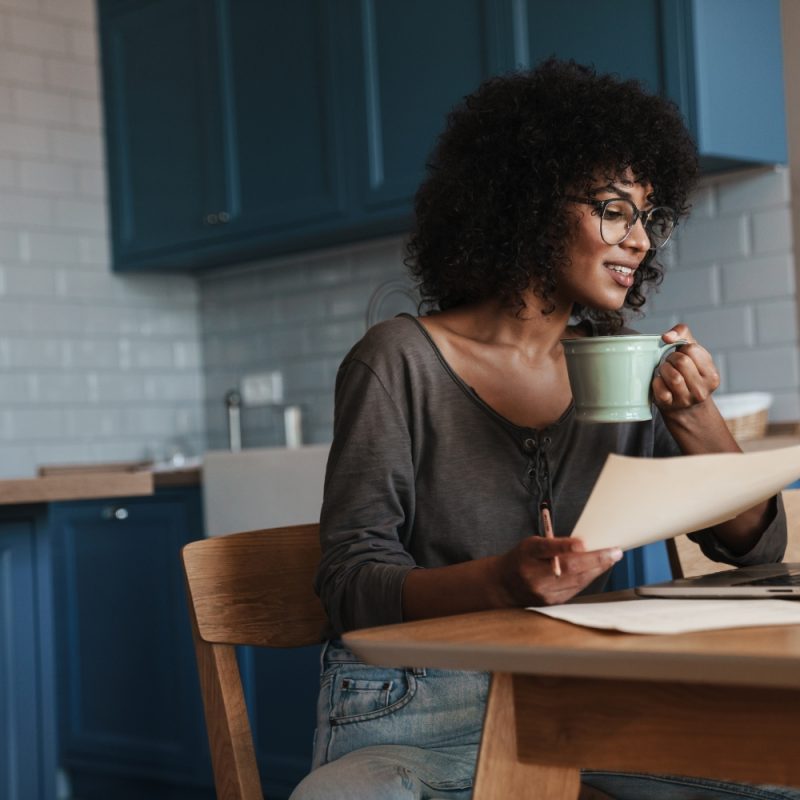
top-left (652, 323), bottom-right (720, 417)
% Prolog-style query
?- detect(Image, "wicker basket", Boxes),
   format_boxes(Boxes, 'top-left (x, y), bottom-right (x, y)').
top-left (716, 392), bottom-right (772, 443)
top-left (723, 407), bottom-right (769, 442)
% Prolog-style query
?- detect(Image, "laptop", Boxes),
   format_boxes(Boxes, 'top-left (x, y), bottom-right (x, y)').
top-left (635, 563), bottom-right (800, 599)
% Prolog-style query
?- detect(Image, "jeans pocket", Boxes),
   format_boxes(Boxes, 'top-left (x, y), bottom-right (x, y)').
top-left (329, 665), bottom-right (417, 724)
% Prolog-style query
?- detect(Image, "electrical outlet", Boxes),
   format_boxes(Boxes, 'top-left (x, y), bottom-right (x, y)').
top-left (240, 371), bottom-right (284, 406)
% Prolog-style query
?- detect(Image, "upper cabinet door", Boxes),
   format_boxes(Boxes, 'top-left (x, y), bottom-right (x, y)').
top-left (661, 0), bottom-right (787, 170)
top-left (349, 0), bottom-right (499, 219)
top-left (504, 0), bottom-right (787, 171)
top-left (512, 0), bottom-right (663, 92)
top-left (222, 0), bottom-right (349, 241)
top-left (100, 0), bottom-right (230, 265)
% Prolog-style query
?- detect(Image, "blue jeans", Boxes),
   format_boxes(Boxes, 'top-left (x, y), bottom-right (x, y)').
top-left (290, 642), bottom-right (800, 800)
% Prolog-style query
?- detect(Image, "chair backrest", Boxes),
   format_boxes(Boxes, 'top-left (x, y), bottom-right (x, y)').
top-left (667, 489), bottom-right (800, 579)
top-left (182, 523), bottom-right (325, 800)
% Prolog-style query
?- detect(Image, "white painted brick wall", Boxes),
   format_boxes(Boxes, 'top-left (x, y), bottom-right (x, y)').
top-left (0, 1), bottom-right (206, 477)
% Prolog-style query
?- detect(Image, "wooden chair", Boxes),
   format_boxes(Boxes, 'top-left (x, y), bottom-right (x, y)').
top-left (667, 488), bottom-right (800, 578)
top-left (182, 523), bottom-right (325, 800)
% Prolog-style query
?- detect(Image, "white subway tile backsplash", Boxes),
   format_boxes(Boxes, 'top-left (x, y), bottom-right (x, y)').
top-left (12, 86), bottom-right (72, 124)
top-left (0, 229), bottom-right (19, 258)
top-left (3, 263), bottom-right (56, 295)
top-left (48, 126), bottom-right (103, 163)
top-left (717, 168), bottom-right (789, 214)
top-left (71, 95), bottom-right (101, 130)
top-left (755, 299), bottom-right (800, 346)
top-left (0, 120), bottom-right (48, 156)
top-left (752, 207), bottom-right (793, 254)
top-left (0, 190), bottom-right (50, 226)
top-left (687, 184), bottom-right (716, 218)
top-left (129, 340), bottom-right (174, 370)
top-left (647, 264), bottom-right (719, 313)
top-left (66, 339), bottom-right (118, 369)
top-left (22, 229), bottom-right (81, 262)
top-left (6, 336), bottom-right (63, 368)
top-left (35, 372), bottom-right (94, 403)
top-left (40, 0), bottom-right (94, 25)
top-left (727, 346), bottom-right (799, 392)
top-left (767, 390), bottom-right (800, 423)
top-left (77, 164), bottom-right (103, 196)
top-left (0, 444), bottom-right (35, 478)
top-left (721, 253), bottom-right (794, 303)
top-left (684, 305), bottom-right (755, 349)
top-left (68, 26), bottom-right (96, 61)
top-left (18, 158), bottom-right (76, 193)
top-left (53, 196), bottom-right (106, 231)
top-left (64, 407), bottom-right (122, 437)
top-left (673, 214), bottom-right (750, 265)
top-left (44, 55), bottom-right (99, 95)
top-left (0, 1), bottom-right (206, 476)
top-left (9, 407), bottom-right (65, 439)
top-left (78, 234), bottom-right (109, 266)
top-left (0, 48), bottom-right (45, 87)
top-left (0, 156), bottom-right (14, 188)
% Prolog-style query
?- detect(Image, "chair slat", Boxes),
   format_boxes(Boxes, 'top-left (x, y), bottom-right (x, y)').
top-left (183, 523), bottom-right (326, 647)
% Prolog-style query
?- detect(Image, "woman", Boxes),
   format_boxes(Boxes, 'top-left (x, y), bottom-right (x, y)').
top-left (290, 60), bottom-right (793, 800)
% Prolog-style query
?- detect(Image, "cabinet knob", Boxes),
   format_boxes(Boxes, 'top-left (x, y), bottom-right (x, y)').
top-left (102, 506), bottom-right (129, 521)
top-left (218, 211), bottom-right (230, 223)
top-left (204, 213), bottom-right (219, 225)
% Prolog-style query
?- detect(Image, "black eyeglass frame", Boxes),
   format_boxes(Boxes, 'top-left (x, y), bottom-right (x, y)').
top-left (565, 195), bottom-right (677, 250)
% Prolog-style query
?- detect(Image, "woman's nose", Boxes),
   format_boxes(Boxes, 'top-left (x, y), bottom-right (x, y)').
top-left (623, 216), bottom-right (650, 252)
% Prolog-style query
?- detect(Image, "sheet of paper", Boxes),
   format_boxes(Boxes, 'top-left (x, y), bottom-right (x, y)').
top-left (530, 598), bottom-right (800, 634)
top-left (571, 444), bottom-right (800, 551)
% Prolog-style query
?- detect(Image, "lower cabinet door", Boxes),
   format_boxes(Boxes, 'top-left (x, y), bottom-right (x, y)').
top-left (50, 488), bottom-right (213, 799)
top-left (0, 508), bottom-right (56, 800)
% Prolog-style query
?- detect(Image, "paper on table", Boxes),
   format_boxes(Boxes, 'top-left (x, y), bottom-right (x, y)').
top-left (571, 443), bottom-right (800, 552)
top-left (530, 598), bottom-right (800, 635)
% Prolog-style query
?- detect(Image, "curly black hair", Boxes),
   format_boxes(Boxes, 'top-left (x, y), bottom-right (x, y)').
top-left (406, 59), bottom-right (699, 331)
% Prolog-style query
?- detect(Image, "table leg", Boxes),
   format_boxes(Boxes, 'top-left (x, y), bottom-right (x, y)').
top-left (473, 672), bottom-right (581, 800)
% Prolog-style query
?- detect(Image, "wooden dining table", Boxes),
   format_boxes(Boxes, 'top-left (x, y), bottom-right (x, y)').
top-left (342, 592), bottom-right (800, 799)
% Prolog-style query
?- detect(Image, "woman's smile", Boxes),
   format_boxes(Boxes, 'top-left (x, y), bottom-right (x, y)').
top-left (603, 261), bottom-right (638, 288)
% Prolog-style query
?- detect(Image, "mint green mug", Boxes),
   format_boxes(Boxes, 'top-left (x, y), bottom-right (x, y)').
top-left (561, 334), bottom-right (688, 422)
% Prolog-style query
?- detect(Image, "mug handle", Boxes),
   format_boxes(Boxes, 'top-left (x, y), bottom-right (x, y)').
top-left (656, 338), bottom-right (689, 372)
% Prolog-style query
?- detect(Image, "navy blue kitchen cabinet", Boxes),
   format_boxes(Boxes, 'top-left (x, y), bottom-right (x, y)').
top-left (0, 506), bottom-right (57, 800)
top-left (50, 487), bottom-right (215, 800)
top-left (99, 0), bottom-right (500, 272)
top-left (99, 0), bottom-right (786, 272)
top-left (99, 0), bottom-right (231, 269)
top-left (50, 485), bottom-right (321, 800)
top-left (506, 0), bottom-right (786, 172)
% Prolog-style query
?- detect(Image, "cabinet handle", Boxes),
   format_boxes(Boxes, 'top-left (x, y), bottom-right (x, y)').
top-left (102, 506), bottom-right (129, 521)
top-left (204, 212), bottom-right (230, 225)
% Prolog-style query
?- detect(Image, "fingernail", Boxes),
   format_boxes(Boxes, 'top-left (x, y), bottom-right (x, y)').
top-left (610, 548), bottom-right (623, 562)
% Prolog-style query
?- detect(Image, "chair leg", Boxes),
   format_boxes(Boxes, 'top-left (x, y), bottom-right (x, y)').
top-left (473, 673), bottom-right (581, 800)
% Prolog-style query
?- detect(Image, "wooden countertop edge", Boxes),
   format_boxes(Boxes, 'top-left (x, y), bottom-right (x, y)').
top-left (0, 471), bottom-right (154, 505)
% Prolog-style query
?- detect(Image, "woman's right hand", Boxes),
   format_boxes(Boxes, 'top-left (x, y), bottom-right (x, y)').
top-left (496, 536), bottom-right (623, 607)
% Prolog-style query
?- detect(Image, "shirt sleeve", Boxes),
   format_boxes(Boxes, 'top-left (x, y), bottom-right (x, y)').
top-left (653, 409), bottom-right (788, 567)
top-left (314, 357), bottom-right (418, 635)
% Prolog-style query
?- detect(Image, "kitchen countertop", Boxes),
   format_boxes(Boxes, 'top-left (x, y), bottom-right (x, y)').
top-left (1, 429), bottom-right (793, 508)
top-left (0, 459), bottom-right (202, 507)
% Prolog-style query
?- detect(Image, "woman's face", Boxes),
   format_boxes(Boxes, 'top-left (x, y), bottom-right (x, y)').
top-left (555, 170), bottom-right (654, 312)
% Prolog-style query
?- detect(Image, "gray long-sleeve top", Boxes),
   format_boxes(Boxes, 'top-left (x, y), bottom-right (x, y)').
top-left (316, 315), bottom-right (787, 635)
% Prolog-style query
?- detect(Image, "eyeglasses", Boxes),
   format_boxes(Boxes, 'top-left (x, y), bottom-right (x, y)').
top-left (566, 196), bottom-right (677, 249)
